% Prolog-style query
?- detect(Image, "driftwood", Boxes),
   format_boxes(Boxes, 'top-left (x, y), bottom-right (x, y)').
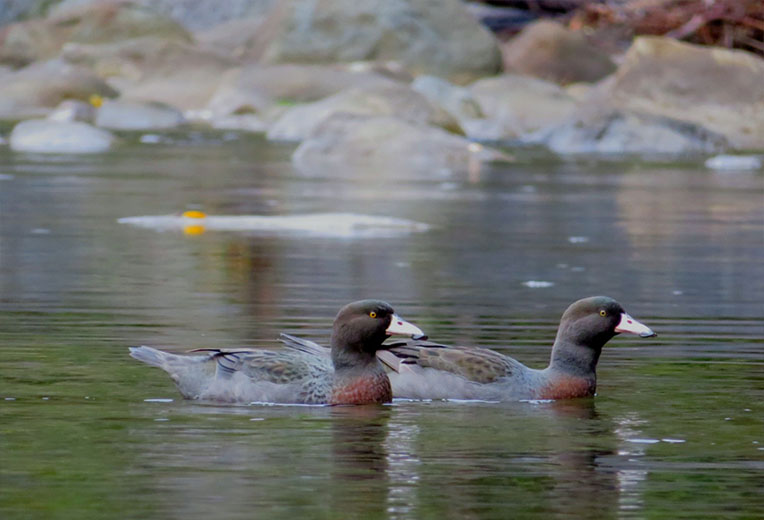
top-left (475, 1), bottom-right (764, 56)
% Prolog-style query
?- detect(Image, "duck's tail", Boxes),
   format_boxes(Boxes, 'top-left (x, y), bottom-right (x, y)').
top-left (129, 345), bottom-right (175, 369)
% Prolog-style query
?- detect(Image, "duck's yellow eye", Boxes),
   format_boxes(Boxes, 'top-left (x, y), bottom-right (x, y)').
top-left (369, 311), bottom-right (377, 318)
top-left (599, 310), bottom-right (607, 317)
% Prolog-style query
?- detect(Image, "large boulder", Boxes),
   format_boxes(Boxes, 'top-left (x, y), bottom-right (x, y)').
top-left (0, 19), bottom-right (68, 67)
top-left (292, 113), bottom-right (508, 177)
top-left (62, 37), bottom-right (237, 109)
top-left (0, 59), bottom-right (117, 120)
top-left (501, 20), bottom-right (615, 85)
top-left (95, 99), bottom-right (185, 130)
top-left (467, 74), bottom-right (580, 140)
top-left (267, 83), bottom-right (461, 142)
top-left (604, 37), bottom-right (764, 150)
top-left (9, 119), bottom-right (114, 153)
top-left (249, 0), bottom-right (502, 84)
top-left (0, 1), bottom-right (191, 67)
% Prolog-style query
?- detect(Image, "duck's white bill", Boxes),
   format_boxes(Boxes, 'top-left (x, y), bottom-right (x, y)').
top-left (386, 314), bottom-right (426, 339)
top-left (615, 312), bottom-right (656, 337)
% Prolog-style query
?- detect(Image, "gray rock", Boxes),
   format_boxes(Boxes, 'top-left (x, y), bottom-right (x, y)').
top-left (468, 74), bottom-right (580, 140)
top-left (10, 119), bottom-right (114, 153)
top-left (605, 37), bottom-right (764, 150)
top-left (136, 0), bottom-right (277, 31)
top-left (0, 59), bottom-right (117, 120)
top-left (411, 75), bottom-right (483, 120)
top-left (501, 20), bottom-right (615, 85)
top-left (250, 0), bottom-right (502, 84)
top-left (95, 99), bottom-right (184, 130)
top-left (62, 37), bottom-right (237, 110)
top-left (268, 83), bottom-right (461, 142)
top-left (47, 99), bottom-right (96, 123)
top-left (540, 108), bottom-right (728, 155)
top-left (292, 113), bottom-right (508, 177)
top-left (205, 63), bottom-right (399, 118)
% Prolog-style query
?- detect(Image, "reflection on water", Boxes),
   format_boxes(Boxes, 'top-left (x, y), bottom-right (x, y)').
top-left (1, 135), bottom-right (762, 518)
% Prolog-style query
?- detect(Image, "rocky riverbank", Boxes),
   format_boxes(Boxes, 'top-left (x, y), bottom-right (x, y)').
top-left (0, 0), bottom-right (762, 171)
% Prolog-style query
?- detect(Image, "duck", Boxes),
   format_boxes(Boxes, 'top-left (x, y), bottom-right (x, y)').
top-left (280, 296), bottom-right (656, 401)
top-left (129, 300), bottom-right (424, 405)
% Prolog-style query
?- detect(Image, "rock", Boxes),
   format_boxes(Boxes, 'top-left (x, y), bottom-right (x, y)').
top-left (0, 0), bottom-right (53, 27)
top-left (49, 1), bottom-right (192, 45)
top-left (539, 107), bottom-right (728, 155)
top-left (0, 59), bottom-right (117, 120)
top-left (267, 83), bottom-right (461, 142)
top-left (95, 99), bottom-right (184, 130)
top-left (250, 0), bottom-right (502, 84)
top-left (0, 19), bottom-right (68, 67)
top-left (62, 37), bottom-right (237, 109)
top-left (605, 37), bottom-right (764, 150)
top-left (47, 99), bottom-right (96, 122)
top-left (705, 154), bottom-right (762, 171)
top-left (411, 75), bottom-right (483, 120)
top-left (208, 114), bottom-right (269, 133)
top-left (501, 20), bottom-right (615, 85)
top-left (9, 119), bottom-right (114, 153)
top-left (292, 113), bottom-right (508, 177)
top-left (468, 74), bottom-right (579, 140)
top-left (0, 1), bottom-right (191, 67)
top-left (136, 0), bottom-right (277, 31)
top-left (204, 63), bottom-right (399, 118)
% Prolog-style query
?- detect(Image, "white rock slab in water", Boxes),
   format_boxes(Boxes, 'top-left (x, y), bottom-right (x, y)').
top-left (118, 212), bottom-right (430, 238)
top-left (704, 154), bottom-right (762, 171)
top-left (10, 120), bottom-right (114, 154)
top-left (522, 280), bottom-right (555, 288)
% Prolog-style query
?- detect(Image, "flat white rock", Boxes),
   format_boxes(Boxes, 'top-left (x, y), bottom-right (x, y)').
top-left (118, 212), bottom-right (430, 238)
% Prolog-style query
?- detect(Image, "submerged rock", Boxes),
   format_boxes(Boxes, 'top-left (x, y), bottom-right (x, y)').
top-left (501, 20), bottom-right (615, 85)
top-left (267, 84), bottom-right (461, 142)
top-left (95, 99), bottom-right (185, 130)
top-left (10, 119), bottom-right (114, 153)
top-left (249, 0), bottom-right (502, 84)
top-left (605, 37), bottom-right (764, 150)
top-left (539, 107), bottom-right (728, 155)
top-left (292, 113), bottom-right (508, 177)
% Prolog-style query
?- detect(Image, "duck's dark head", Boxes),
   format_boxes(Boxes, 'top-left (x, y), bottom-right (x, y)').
top-left (331, 300), bottom-right (424, 367)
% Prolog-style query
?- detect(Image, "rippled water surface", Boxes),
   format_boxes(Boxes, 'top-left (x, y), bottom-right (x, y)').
top-left (1, 134), bottom-right (762, 519)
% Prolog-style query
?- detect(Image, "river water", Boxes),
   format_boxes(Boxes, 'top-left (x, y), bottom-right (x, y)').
top-left (1, 133), bottom-right (762, 519)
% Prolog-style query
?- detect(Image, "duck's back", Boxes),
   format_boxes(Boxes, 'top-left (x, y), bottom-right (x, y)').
top-left (378, 341), bottom-right (546, 401)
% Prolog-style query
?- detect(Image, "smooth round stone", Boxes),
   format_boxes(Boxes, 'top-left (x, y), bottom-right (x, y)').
top-left (10, 119), bottom-right (114, 154)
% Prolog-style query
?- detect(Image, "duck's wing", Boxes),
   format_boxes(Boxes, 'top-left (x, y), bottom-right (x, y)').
top-left (278, 333), bottom-right (331, 358)
top-left (377, 340), bottom-right (520, 384)
top-left (191, 347), bottom-right (332, 383)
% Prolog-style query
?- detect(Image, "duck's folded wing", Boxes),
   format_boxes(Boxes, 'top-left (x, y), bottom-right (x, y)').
top-left (378, 341), bottom-right (517, 384)
top-left (278, 333), bottom-right (331, 357)
top-left (191, 347), bottom-right (332, 383)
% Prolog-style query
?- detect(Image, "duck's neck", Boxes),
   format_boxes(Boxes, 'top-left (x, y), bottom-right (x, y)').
top-left (548, 330), bottom-right (606, 380)
top-left (330, 339), bottom-right (391, 405)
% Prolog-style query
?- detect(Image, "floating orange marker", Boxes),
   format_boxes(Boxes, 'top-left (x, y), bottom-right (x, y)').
top-left (182, 210), bottom-right (207, 234)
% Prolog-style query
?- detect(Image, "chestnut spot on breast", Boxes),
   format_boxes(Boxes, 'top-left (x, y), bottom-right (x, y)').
top-left (330, 373), bottom-right (392, 405)
top-left (539, 375), bottom-right (594, 400)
